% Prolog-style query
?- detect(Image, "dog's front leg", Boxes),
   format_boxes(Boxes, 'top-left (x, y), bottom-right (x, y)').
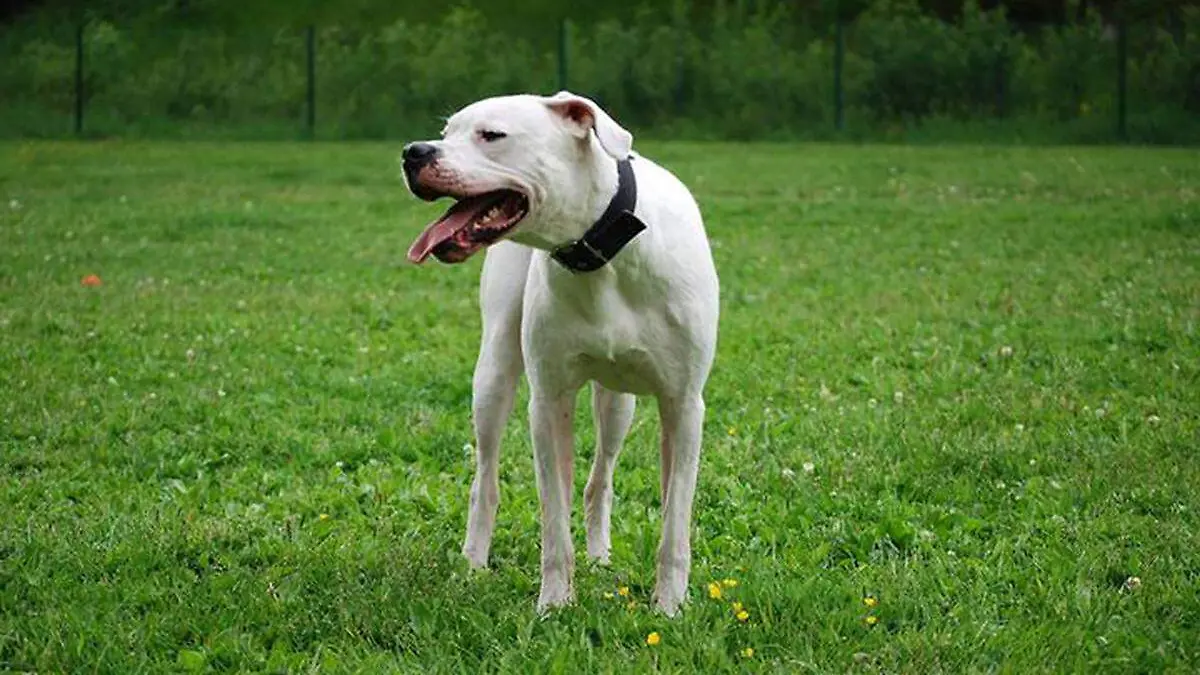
top-left (530, 392), bottom-right (577, 613)
top-left (653, 395), bottom-right (706, 616)
top-left (462, 343), bottom-right (521, 569)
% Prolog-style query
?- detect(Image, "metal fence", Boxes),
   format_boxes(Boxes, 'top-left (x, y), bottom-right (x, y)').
top-left (2, 9), bottom-right (1196, 143)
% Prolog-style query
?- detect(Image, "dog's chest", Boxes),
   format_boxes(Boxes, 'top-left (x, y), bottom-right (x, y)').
top-left (527, 276), bottom-right (678, 396)
top-left (572, 319), bottom-right (665, 395)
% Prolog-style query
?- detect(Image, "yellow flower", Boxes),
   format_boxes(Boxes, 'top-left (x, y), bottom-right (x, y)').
top-left (617, 586), bottom-right (630, 598)
top-left (863, 596), bottom-right (878, 608)
top-left (866, 615), bottom-right (878, 626)
top-left (318, 513), bottom-right (329, 521)
top-left (722, 578), bottom-right (739, 588)
top-left (736, 609), bottom-right (750, 622)
top-left (646, 632), bottom-right (661, 646)
top-left (741, 647), bottom-right (755, 658)
top-left (708, 582), bottom-right (723, 600)
top-left (731, 601), bottom-right (743, 613)
top-left (727, 426), bottom-right (736, 436)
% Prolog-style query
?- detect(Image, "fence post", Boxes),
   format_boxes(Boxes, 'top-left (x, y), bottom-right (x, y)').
top-left (674, 15), bottom-right (686, 114)
top-left (306, 25), bottom-right (316, 139)
top-left (833, 15), bottom-right (844, 132)
top-left (75, 22), bottom-right (85, 136)
top-left (557, 18), bottom-right (569, 92)
top-left (994, 50), bottom-right (1006, 118)
top-left (1116, 15), bottom-right (1127, 141)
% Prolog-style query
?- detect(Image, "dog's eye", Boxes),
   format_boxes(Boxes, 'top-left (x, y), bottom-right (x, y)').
top-left (479, 130), bottom-right (507, 142)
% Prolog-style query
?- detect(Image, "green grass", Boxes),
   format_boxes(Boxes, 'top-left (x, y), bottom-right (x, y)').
top-left (1, 140), bottom-right (1198, 673)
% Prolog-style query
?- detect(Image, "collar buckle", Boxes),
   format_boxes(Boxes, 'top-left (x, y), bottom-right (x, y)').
top-left (550, 157), bottom-right (645, 273)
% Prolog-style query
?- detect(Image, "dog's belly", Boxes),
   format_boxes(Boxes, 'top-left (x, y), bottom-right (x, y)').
top-left (577, 349), bottom-right (660, 396)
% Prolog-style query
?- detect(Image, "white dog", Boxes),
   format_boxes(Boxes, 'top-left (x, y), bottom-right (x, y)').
top-left (401, 91), bottom-right (719, 615)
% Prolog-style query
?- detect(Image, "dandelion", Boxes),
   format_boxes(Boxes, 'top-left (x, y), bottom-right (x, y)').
top-left (802, 462), bottom-right (815, 474)
top-left (722, 578), bottom-right (738, 589)
top-left (708, 581), bottom-right (723, 600)
top-left (318, 513), bottom-right (329, 521)
top-left (731, 601), bottom-right (743, 613)
top-left (1146, 415), bottom-right (1161, 425)
top-left (999, 345), bottom-right (1014, 358)
top-left (865, 616), bottom-right (878, 627)
top-left (727, 426), bottom-right (737, 436)
top-left (1123, 576), bottom-right (1142, 591)
top-left (741, 647), bottom-right (755, 658)
top-left (736, 609), bottom-right (750, 622)
top-left (617, 586), bottom-right (630, 598)
top-left (863, 596), bottom-right (878, 608)
top-left (645, 632), bottom-right (661, 646)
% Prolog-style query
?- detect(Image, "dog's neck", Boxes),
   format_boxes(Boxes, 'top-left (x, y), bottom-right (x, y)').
top-left (510, 138), bottom-right (621, 253)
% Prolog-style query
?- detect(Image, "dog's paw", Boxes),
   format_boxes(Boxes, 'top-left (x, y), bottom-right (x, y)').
top-left (585, 541), bottom-right (611, 566)
top-left (653, 586), bottom-right (687, 617)
top-left (461, 544), bottom-right (490, 570)
top-left (536, 584), bottom-right (575, 616)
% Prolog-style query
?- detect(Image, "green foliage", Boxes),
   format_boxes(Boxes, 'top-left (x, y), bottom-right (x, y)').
top-left (853, 0), bottom-right (968, 118)
top-left (1023, 14), bottom-right (1113, 121)
top-left (315, 10), bottom-right (556, 138)
top-left (2, 139), bottom-right (1199, 672)
top-left (0, 0), bottom-right (1197, 142)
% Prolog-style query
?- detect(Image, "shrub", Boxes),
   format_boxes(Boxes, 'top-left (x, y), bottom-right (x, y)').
top-left (0, 0), bottom-right (1196, 143)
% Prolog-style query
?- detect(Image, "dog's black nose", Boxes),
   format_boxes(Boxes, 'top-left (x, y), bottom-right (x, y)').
top-left (402, 142), bottom-right (439, 165)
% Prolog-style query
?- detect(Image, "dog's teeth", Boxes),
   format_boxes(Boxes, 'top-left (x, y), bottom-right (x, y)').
top-left (475, 206), bottom-right (504, 230)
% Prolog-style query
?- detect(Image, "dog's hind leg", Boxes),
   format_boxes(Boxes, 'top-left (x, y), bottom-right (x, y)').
top-left (462, 242), bottom-right (531, 569)
top-left (584, 382), bottom-right (635, 564)
top-left (653, 394), bottom-right (706, 616)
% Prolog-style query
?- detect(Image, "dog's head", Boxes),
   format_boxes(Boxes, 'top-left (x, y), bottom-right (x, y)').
top-left (402, 91), bottom-right (632, 264)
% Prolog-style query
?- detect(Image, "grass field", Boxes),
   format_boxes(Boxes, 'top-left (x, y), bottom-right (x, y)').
top-left (1, 140), bottom-right (1198, 673)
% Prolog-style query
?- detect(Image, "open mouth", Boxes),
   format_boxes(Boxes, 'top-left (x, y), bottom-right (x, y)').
top-left (406, 190), bottom-right (529, 264)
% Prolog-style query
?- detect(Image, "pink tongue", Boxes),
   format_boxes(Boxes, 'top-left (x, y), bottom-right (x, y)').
top-left (406, 211), bottom-right (472, 263)
top-left (406, 195), bottom-right (491, 263)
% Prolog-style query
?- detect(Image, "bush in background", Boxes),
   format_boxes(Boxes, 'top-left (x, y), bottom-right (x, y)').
top-left (0, 0), bottom-right (1195, 144)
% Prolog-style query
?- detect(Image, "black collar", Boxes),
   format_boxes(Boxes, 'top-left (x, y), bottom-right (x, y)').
top-left (550, 157), bottom-right (646, 272)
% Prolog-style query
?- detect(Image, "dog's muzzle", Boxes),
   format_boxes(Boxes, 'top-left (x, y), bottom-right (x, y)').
top-left (402, 142), bottom-right (443, 201)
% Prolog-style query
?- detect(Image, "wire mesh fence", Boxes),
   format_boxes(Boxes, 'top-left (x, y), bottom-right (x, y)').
top-left (2, 5), bottom-right (1197, 143)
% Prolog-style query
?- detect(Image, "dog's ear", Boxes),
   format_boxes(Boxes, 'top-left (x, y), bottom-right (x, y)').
top-left (544, 91), bottom-right (633, 160)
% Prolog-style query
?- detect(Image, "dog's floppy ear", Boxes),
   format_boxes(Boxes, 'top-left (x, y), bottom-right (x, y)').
top-left (544, 91), bottom-right (633, 160)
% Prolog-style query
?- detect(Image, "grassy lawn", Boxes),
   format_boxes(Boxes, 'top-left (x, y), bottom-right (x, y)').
top-left (1, 140), bottom-right (1197, 673)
